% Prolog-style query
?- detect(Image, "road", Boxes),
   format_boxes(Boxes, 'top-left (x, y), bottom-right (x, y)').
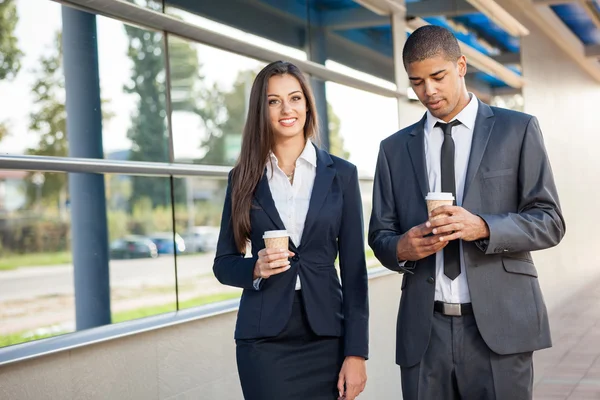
top-left (0, 253), bottom-right (217, 302)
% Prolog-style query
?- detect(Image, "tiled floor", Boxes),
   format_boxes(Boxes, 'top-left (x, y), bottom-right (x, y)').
top-left (534, 279), bottom-right (600, 400)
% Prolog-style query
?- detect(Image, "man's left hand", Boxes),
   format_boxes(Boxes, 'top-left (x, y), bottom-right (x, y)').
top-left (427, 206), bottom-right (490, 242)
top-left (337, 356), bottom-right (367, 400)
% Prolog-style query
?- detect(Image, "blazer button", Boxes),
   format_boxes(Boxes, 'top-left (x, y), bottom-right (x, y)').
top-left (292, 255), bottom-right (299, 262)
top-left (427, 276), bottom-right (435, 284)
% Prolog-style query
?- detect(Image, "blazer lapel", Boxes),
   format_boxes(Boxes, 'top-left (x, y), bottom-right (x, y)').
top-left (300, 145), bottom-right (335, 246)
top-left (254, 170), bottom-right (286, 231)
top-left (407, 114), bottom-right (429, 200)
top-left (464, 101), bottom-right (495, 199)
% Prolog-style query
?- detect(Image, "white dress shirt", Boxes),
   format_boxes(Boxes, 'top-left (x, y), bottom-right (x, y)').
top-left (257, 140), bottom-right (316, 290)
top-left (424, 94), bottom-right (479, 304)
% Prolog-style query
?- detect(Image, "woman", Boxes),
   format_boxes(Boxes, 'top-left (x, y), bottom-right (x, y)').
top-left (213, 61), bottom-right (368, 400)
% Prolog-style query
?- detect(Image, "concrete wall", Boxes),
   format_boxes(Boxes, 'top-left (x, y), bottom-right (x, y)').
top-left (0, 271), bottom-right (403, 400)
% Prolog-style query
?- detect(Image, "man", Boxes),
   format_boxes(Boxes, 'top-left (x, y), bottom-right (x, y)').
top-left (368, 25), bottom-right (565, 399)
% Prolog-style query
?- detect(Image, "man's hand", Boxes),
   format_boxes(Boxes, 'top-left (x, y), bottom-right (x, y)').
top-left (428, 206), bottom-right (490, 242)
top-left (337, 356), bottom-right (367, 400)
top-left (396, 222), bottom-right (448, 261)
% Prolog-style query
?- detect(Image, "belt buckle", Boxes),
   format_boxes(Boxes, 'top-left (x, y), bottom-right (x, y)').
top-left (443, 303), bottom-right (461, 316)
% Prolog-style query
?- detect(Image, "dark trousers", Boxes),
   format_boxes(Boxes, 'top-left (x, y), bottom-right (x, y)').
top-left (401, 312), bottom-right (533, 400)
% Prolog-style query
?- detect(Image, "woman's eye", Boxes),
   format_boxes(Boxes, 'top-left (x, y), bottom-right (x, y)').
top-left (268, 99), bottom-right (279, 105)
top-left (292, 96), bottom-right (302, 101)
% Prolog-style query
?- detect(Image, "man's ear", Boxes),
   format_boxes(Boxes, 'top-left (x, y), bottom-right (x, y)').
top-left (457, 55), bottom-right (468, 77)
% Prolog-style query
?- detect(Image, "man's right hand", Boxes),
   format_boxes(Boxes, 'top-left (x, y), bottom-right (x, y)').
top-left (396, 222), bottom-right (448, 261)
top-left (253, 248), bottom-right (294, 279)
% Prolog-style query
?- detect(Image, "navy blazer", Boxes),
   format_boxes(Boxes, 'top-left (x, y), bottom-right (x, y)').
top-left (213, 145), bottom-right (369, 359)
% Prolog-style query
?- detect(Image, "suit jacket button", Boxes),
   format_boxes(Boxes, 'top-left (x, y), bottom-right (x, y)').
top-left (427, 276), bottom-right (435, 284)
top-left (292, 255), bottom-right (299, 262)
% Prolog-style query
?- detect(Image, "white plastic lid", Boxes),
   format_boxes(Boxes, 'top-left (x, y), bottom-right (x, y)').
top-left (425, 192), bottom-right (454, 201)
top-left (262, 230), bottom-right (289, 239)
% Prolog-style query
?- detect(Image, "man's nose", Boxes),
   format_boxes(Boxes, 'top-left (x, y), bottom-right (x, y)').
top-left (424, 81), bottom-right (437, 97)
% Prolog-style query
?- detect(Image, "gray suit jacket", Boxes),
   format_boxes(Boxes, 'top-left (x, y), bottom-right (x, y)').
top-left (368, 100), bottom-right (565, 367)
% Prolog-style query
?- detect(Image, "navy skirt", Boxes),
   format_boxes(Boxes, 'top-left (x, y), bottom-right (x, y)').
top-left (236, 291), bottom-right (344, 400)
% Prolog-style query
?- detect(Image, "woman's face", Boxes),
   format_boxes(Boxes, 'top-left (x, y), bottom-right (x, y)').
top-left (267, 74), bottom-right (307, 141)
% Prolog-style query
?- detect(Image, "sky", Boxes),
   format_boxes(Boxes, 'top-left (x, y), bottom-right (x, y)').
top-left (0, 0), bottom-right (421, 176)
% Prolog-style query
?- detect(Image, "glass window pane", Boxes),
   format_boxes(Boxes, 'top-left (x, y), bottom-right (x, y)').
top-left (0, 1), bottom-right (170, 163)
top-left (0, 171), bottom-right (178, 348)
top-left (107, 175), bottom-right (177, 323)
top-left (167, 36), bottom-right (265, 165)
top-left (0, 172), bottom-right (74, 347)
top-left (172, 176), bottom-right (241, 309)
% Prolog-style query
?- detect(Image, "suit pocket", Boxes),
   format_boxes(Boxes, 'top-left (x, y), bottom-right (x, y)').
top-left (502, 257), bottom-right (538, 277)
top-left (482, 168), bottom-right (514, 179)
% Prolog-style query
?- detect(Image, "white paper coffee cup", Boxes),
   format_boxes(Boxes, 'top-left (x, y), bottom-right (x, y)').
top-left (263, 230), bottom-right (289, 250)
top-left (426, 192), bottom-right (454, 220)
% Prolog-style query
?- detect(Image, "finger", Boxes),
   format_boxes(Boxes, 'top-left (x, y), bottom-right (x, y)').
top-left (429, 205), bottom-right (460, 218)
top-left (268, 259), bottom-right (291, 269)
top-left (262, 247), bottom-right (289, 256)
top-left (346, 385), bottom-right (360, 400)
top-left (264, 251), bottom-right (290, 262)
top-left (263, 264), bottom-right (291, 277)
top-left (410, 222), bottom-right (433, 238)
top-left (419, 240), bottom-right (448, 254)
top-left (427, 216), bottom-right (455, 228)
top-left (439, 231), bottom-right (462, 242)
top-left (337, 374), bottom-right (345, 398)
top-left (432, 223), bottom-right (463, 235)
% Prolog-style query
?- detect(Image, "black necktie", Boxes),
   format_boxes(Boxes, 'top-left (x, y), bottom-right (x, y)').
top-left (436, 120), bottom-right (461, 280)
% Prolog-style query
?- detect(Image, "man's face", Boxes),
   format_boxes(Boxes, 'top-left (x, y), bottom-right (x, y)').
top-left (407, 54), bottom-right (467, 121)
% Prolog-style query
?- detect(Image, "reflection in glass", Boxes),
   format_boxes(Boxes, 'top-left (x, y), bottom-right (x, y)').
top-left (172, 176), bottom-right (241, 309)
top-left (168, 36), bottom-right (263, 166)
top-left (106, 174), bottom-right (177, 323)
top-left (0, 172), bottom-right (75, 347)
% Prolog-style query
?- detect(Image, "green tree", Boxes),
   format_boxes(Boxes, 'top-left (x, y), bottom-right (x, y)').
top-left (124, 6), bottom-right (220, 208)
top-left (25, 32), bottom-right (67, 207)
top-left (123, 13), bottom-right (172, 208)
top-left (0, 0), bottom-right (23, 141)
top-left (327, 103), bottom-right (349, 159)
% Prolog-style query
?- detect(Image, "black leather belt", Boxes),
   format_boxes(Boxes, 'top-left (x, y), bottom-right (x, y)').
top-left (434, 301), bottom-right (473, 316)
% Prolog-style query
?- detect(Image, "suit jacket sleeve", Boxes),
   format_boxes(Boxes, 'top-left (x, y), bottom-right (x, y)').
top-left (338, 166), bottom-right (369, 359)
top-left (368, 143), bottom-right (413, 274)
top-left (212, 173), bottom-right (259, 290)
top-left (478, 116), bottom-right (566, 254)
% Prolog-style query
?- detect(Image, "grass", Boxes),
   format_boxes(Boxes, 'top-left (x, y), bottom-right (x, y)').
top-left (0, 251), bottom-right (72, 271)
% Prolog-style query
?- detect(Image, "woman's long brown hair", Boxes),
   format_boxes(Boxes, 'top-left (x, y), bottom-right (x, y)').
top-left (230, 61), bottom-right (320, 252)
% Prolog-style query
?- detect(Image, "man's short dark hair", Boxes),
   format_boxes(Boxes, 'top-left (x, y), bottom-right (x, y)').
top-left (402, 25), bottom-right (462, 69)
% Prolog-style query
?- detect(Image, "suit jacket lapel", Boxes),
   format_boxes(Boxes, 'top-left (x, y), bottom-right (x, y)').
top-left (300, 145), bottom-right (335, 247)
top-left (254, 170), bottom-right (286, 231)
top-left (407, 114), bottom-right (429, 200)
top-left (464, 101), bottom-right (495, 199)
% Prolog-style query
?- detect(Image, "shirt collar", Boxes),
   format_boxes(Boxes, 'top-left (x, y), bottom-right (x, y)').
top-left (426, 93), bottom-right (479, 133)
top-left (268, 140), bottom-right (317, 168)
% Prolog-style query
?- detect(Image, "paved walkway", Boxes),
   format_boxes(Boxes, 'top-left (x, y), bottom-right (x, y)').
top-left (534, 278), bottom-right (600, 399)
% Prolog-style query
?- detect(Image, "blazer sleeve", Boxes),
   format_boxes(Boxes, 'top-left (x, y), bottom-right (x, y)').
top-left (368, 143), bottom-right (413, 274)
top-left (477, 116), bottom-right (566, 254)
top-left (338, 166), bottom-right (369, 359)
top-left (212, 173), bottom-right (259, 290)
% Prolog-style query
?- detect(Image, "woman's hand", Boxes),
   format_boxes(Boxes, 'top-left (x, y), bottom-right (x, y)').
top-left (337, 356), bottom-right (367, 400)
top-left (253, 248), bottom-right (294, 279)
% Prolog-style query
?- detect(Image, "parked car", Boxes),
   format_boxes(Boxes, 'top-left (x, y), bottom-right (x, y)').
top-left (182, 226), bottom-right (220, 253)
top-left (109, 236), bottom-right (158, 260)
top-left (147, 232), bottom-right (186, 255)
